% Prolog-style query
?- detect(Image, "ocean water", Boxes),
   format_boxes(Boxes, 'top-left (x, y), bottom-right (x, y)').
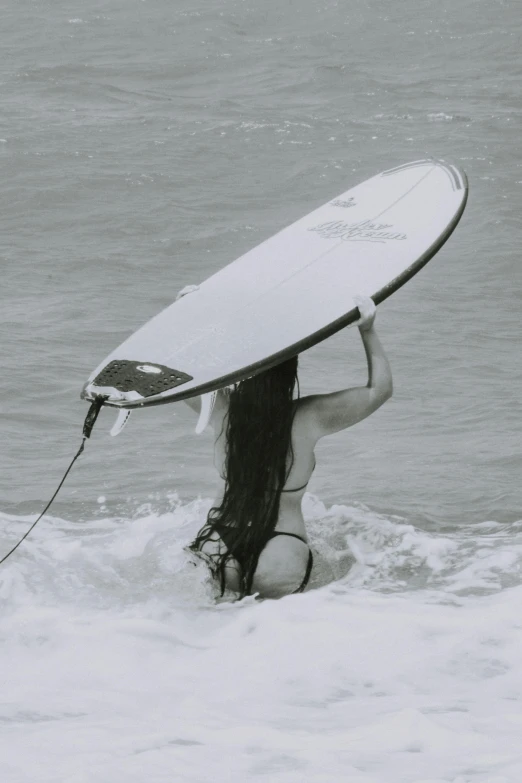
top-left (1, 0), bottom-right (522, 781)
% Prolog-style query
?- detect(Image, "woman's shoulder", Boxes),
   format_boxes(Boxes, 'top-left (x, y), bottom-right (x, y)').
top-left (292, 395), bottom-right (324, 442)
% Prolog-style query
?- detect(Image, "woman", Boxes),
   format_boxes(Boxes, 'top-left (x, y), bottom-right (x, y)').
top-left (182, 293), bottom-right (392, 600)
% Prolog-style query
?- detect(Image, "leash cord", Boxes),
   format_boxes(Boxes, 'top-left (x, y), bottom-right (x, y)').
top-left (0, 398), bottom-right (105, 566)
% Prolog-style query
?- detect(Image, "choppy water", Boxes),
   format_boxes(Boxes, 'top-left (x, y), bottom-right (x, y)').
top-left (2, 0), bottom-right (522, 781)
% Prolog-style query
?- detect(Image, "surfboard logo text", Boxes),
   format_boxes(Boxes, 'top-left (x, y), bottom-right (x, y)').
top-left (330, 197), bottom-right (356, 209)
top-left (309, 219), bottom-right (407, 243)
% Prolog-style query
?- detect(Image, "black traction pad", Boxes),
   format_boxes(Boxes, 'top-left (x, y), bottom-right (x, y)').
top-left (92, 360), bottom-right (193, 398)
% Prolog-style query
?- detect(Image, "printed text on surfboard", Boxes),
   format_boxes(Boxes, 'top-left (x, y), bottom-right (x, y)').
top-left (309, 219), bottom-right (407, 243)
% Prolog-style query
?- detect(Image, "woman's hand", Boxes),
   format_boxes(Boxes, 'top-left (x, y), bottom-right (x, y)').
top-left (354, 295), bottom-right (376, 332)
top-left (176, 284), bottom-right (200, 301)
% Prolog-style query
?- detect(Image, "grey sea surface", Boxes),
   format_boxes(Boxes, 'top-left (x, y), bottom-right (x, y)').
top-left (2, 1), bottom-right (522, 782)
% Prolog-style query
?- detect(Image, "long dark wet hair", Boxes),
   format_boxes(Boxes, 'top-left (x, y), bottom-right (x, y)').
top-left (190, 356), bottom-right (299, 597)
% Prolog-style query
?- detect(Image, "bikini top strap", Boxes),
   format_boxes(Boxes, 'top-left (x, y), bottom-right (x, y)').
top-left (281, 460), bottom-right (317, 494)
top-left (281, 482), bottom-right (308, 494)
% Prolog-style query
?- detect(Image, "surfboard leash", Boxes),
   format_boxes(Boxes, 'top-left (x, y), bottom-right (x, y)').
top-left (0, 397), bottom-right (106, 566)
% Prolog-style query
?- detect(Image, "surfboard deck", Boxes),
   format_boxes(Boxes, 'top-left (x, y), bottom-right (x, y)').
top-left (82, 159), bottom-right (468, 409)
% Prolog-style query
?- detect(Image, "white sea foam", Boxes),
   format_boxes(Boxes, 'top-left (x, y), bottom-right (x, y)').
top-left (2, 497), bottom-right (522, 782)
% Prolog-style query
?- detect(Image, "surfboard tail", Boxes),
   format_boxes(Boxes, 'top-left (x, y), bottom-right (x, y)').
top-left (82, 360), bottom-right (194, 406)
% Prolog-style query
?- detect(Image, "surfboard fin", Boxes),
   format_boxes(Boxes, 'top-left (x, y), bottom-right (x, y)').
top-left (110, 409), bottom-right (132, 437)
top-left (195, 392), bottom-right (217, 434)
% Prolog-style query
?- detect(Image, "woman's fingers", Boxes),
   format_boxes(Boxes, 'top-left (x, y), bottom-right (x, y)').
top-left (353, 295), bottom-right (376, 330)
top-left (176, 284), bottom-right (200, 301)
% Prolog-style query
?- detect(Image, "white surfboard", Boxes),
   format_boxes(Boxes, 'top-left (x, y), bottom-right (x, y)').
top-left (82, 159), bottom-right (467, 411)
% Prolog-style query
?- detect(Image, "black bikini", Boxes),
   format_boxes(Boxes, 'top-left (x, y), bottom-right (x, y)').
top-left (281, 459), bottom-right (316, 495)
top-left (216, 526), bottom-right (313, 594)
top-left (269, 531), bottom-right (313, 593)
top-left (281, 481), bottom-right (309, 494)
top-left (215, 462), bottom-right (316, 594)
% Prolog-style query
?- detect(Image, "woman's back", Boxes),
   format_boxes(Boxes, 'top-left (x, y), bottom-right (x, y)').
top-left (211, 394), bottom-right (316, 537)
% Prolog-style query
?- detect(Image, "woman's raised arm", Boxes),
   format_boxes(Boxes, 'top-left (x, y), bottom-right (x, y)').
top-left (301, 296), bottom-right (393, 440)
